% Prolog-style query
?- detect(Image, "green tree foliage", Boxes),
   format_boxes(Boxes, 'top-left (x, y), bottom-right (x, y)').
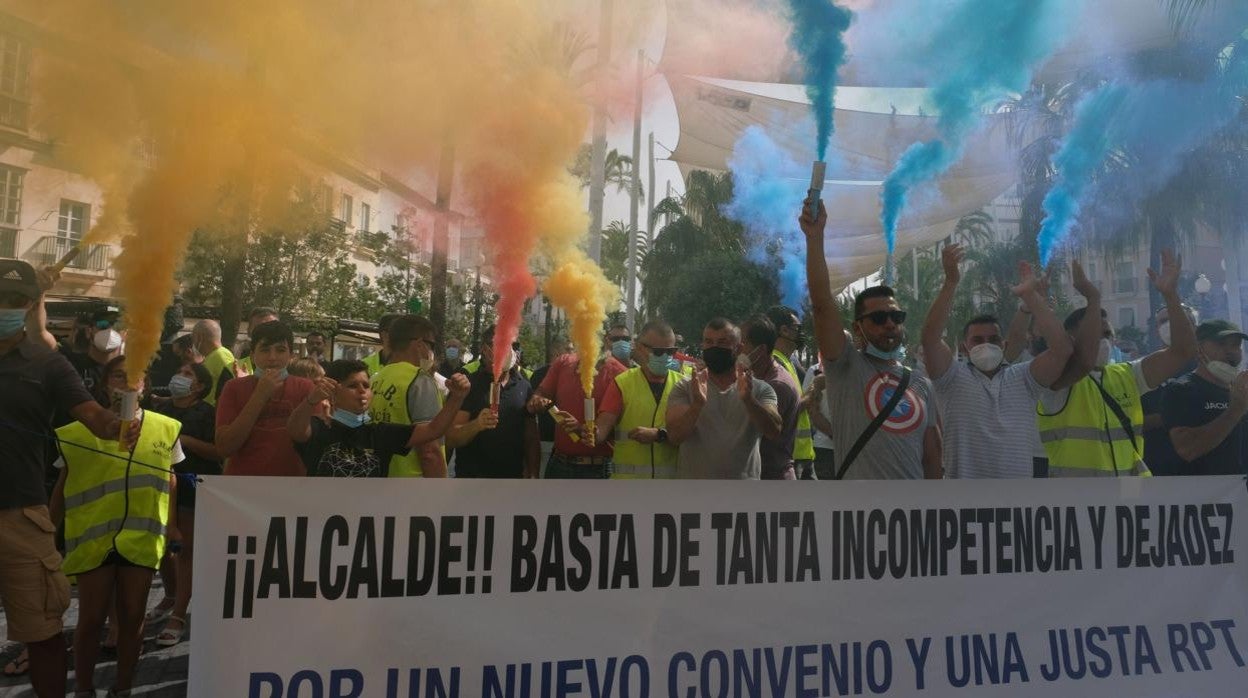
top-left (640, 170), bottom-right (779, 342)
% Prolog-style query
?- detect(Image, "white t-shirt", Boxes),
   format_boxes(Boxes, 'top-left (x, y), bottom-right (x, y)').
top-left (931, 360), bottom-right (1041, 479)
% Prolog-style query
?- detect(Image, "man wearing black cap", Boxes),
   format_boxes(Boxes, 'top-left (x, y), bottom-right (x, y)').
top-left (1164, 319), bottom-right (1248, 475)
top-left (0, 259), bottom-right (134, 697)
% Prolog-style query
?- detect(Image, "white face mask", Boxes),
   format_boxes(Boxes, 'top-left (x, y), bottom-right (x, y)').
top-left (499, 348), bottom-right (516, 372)
top-left (93, 329), bottom-right (122, 353)
top-left (968, 343), bottom-right (1004, 373)
top-left (1206, 359), bottom-right (1240, 386)
top-left (418, 357), bottom-right (435, 373)
top-left (1096, 338), bottom-right (1112, 367)
top-left (1157, 322), bottom-right (1171, 347)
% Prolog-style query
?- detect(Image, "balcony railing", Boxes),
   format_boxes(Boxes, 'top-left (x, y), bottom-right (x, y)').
top-left (25, 236), bottom-right (112, 275)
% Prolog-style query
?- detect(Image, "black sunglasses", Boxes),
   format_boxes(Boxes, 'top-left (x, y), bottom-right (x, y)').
top-left (857, 310), bottom-right (907, 326)
top-left (638, 341), bottom-right (677, 356)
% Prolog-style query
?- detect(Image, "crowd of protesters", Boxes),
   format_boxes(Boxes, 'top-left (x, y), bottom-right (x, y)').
top-left (2, 199), bottom-right (1247, 695)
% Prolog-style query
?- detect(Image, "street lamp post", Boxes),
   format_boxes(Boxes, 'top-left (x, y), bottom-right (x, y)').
top-left (1195, 273), bottom-right (1212, 317)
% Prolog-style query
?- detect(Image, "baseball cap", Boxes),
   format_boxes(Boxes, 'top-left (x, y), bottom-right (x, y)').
top-left (1196, 319), bottom-right (1248, 342)
top-left (0, 259), bottom-right (39, 299)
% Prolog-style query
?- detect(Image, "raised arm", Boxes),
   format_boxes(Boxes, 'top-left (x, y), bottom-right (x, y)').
top-left (1050, 260), bottom-right (1100, 390)
top-left (406, 374), bottom-right (471, 447)
top-left (1015, 262), bottom-right (1073, 388)
top-left (801, 200), bottom-right (847, 362)
top-left (920, 244), bottom-right (964, 379)
top-left (287, 377), bottom-right (335, 443)
top-left (1140, 250), bottom-right (1196, 389)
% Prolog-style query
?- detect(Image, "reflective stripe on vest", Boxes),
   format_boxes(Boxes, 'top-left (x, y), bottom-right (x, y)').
top-left (1036, 363), bottom-right (1151, 478)
top-left (773, 350), bottom-right (815, 461)
top-left (56, 412), bottom-right (179, 574)
top-left (367, 361), bottom-right (442, 477)
top-left (202, 346), bottom-right (236, 407)
top-left (610, 367), bottom-right (679, 479)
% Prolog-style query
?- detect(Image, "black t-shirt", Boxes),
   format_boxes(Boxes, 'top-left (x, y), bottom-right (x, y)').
top-left (1160, 372), bottom-right (1248, 476)
top-left (455, 369), bottom-right (534, 478)
top-left (296, 418), bottom-right (415, 478)
top-left (65, 351), bottom-right (109, 404)
top-left (2, 336), bottom-right (95, 509)
top-left (153, 400), bottom-right (221, 476)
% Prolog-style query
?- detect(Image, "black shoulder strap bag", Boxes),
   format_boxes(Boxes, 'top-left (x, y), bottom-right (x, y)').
top-left (1091, 375), bottom-right (1140, 477)
top-left (835, 367), bottom-right (912, 480)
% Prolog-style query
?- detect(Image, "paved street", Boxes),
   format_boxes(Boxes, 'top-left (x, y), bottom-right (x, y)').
top-left (0, 579), bottom-right (190, 697)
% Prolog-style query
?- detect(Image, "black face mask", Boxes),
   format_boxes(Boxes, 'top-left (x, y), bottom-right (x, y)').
top-left (702, 346), bottom-right (735, 374)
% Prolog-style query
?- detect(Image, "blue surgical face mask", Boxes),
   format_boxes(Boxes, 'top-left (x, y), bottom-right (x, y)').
top-left (0, 308), bottom-right (25, 338)
top-left (611, 339), bottom-right (632, 362)
top-left (445, 346), bottom-right (460, 361)
top-left (865, 342), bottom-right (907, 363)
top-left (647, 354), bottom-right (674, 376)
top-left (277, 368), bottom-right (289, 380)
top-left (168, 374), bottom-right (195, 398)
top-left (331, 408), bottom-right (371, 428)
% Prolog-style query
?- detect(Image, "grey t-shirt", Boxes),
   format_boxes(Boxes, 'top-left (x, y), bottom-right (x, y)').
top-left (669, 375), bottom-right (777, 479)
top-left (823, 344), bottom-right (936, 479)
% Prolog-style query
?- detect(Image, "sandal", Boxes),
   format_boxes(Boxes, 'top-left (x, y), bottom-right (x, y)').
top-left (145, 596), bottom-right (175, 624)
top-left (3, 648), bottom-right (30, 677)
top-left (155, 616), bottom-right (186, 647)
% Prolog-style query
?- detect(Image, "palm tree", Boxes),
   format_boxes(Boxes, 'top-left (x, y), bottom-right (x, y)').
top-left (640, 170), bottom-right (748, 314)
top-left (569, 145), bottom-right (644, 200)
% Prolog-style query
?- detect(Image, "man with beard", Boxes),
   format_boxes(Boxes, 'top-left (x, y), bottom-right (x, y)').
top-left (802, 201), bottom-right (942, 479)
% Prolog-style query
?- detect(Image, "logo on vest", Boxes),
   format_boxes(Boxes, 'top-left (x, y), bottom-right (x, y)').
top-left (863, 373), bottom-right (925, 435)
top-left (1207, 402), bottom-right (1229, 410)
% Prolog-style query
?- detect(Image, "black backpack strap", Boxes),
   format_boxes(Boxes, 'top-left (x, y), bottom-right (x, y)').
top-left (836, 367), bottom-right (912, 480)
top-left (1092, 375), bottom-right (1139, 451)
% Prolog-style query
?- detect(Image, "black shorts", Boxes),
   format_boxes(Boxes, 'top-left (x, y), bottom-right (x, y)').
top-left (101, 550), bottom-right (148, 569)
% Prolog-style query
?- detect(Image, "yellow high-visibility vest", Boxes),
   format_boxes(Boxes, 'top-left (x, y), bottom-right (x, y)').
top-left (362, 350), bottom-right (386, 378)
top-left (368, 361), bottom-right (440, 477)
top-left (610, 367), bottom-right (680, 479)
top-left (1037, 363), bottom-right (1151, 477)
top-left (773, 350), bottom-right (815, 461)
top-left (57, 412), bottom-right (180, 574)
top-left (201, 346), bottom-right (236, 407)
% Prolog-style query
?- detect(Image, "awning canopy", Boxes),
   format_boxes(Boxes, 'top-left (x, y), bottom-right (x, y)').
top-left (666, 74), bottom-right (1017, 289)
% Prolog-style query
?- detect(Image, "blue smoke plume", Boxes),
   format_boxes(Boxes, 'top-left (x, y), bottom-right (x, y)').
top-left (879, 0), bottom-right (1076, 253)
top-left (723, 126), bottom-right (807, 309)
top-left (1039, 42), bottom-right (1248, 266)
top-left (785, 0), bottom-right (853, 160)
top-left (1037, 85), bottom-right (1129, 267)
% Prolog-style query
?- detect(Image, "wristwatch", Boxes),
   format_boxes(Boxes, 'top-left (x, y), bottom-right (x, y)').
top-left (656, 428), bottom-right (668, 443)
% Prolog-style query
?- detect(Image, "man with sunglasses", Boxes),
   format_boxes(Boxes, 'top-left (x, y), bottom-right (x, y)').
top-left (920, 244), bottom-right (1073, 479)
top-left (368, 315), bottom-right (451, 477)
top-left (596, 320), bottom-right (683, 479)
top-left (801, 201), bottom-right (941, 480)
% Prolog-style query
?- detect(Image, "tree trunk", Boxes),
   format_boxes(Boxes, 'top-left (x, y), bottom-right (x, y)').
top-left (220, 251), bottom-right (246, 349)
top-left (429, 140), bottom-right (455, 330)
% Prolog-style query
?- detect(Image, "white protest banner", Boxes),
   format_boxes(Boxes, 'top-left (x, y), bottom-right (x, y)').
top-left (190, 475), bottom-right (1248, 697)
